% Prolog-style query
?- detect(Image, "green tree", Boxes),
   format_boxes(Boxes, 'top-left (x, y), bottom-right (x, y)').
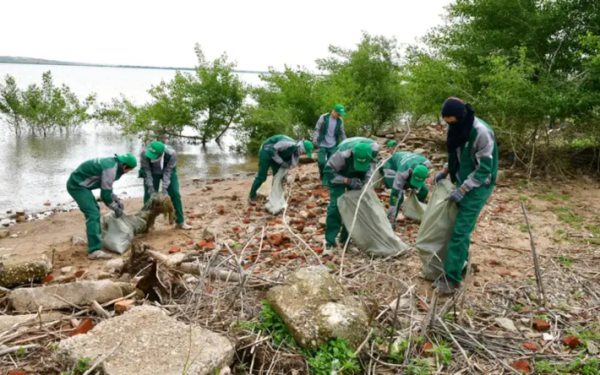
top-left (0, 75), bottom-right (24, 134)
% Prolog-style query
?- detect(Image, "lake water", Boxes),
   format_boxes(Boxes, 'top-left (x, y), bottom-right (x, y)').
top-left (0, 63), bottom-right (261, 213)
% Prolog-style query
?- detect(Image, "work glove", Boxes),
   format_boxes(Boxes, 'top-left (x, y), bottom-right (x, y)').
top-left (434, 171), bottom-right (448, 183)
top-left (448, 188), bottom-right (466, 203)
top-left (114, 207), bottom-right (124, 218)
top-left (112, 195), bottom-right (124, 210)
top-left (161, 188), bottom-right (169, 195)
top-left (147, 187), bottom-right (155, 195)
top-left (387, 205), bottom-right (397, 228)
top-left (347, 178), bottom-right (363, 190)
top-left (280, 162), bottom-right (290, 169)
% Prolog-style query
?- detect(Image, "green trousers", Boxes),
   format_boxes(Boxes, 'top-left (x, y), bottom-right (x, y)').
top-left (325, 184), bottom-right (350, 246)
top-left (143, 172), bottom-right (184, 224)
top-left (444, 184), bottom-right (494, 283)
top-left (390, 185), bottom-right (429, 221)
top-left (318, 146), bottom-right (336, 182)
top-left (67, 179), bottom-right (102, 254)
top-left (249, 149), bottom-right (280, 198)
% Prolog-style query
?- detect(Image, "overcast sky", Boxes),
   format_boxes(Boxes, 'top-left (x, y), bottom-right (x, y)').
top-left (1, 0), bottom-right (451, 71)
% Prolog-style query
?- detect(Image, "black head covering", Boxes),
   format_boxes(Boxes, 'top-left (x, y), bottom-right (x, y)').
top-left (442, 97), bottom-right (475, 153)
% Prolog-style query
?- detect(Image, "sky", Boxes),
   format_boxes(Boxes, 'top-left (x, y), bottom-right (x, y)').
top-left (0, 0), bottom-right (451, 72)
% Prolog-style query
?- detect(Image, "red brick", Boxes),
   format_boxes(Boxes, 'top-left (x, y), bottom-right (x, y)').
top-left (70, 318), bottom-right (94, 337)
top-left (186, 240), bottom-right (194, 245)
top-left (169, 246), bottom-right (181, 254)
top-left (75, 270), bottom-right (86, 278)
top-left (243, 219), bottom-right (251, 224)
top-left (196, 240), bottom-right (208, 249)
top-left (522, 342), bottom-right (539, 351)
top-left (42, 274), bottom-right (54, 284)
top-left (114, 299), bottom-right (134, 314)
top-left (417, 301), bottom-right (428, 311)
top-left (533, 319), bottom-right (551, 332)
top-left (217, 206), bottom-right (225, 215)
top-left (421, 342), bottom-right (434, 356)
top-left (205, 242), bottom-right (214, 249)
top-left (270, 235), bottom-right (283, 246)
top-left (563, 336), bottom-right (580, 349)
top-left (511, 360), bottom-right (531, 374)
top-left (8, 371), bottom-right (26, 375)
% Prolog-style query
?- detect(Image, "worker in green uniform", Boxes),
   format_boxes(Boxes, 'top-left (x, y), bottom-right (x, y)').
top-left (433, 97), bottom-right (498, 294)
top-left (67, 154), bottom-right (138, 260)
top-left (248, 135), bottom-right (314, 206)
top-left (313, 104), bottom-right (347, 182)
top-left (323, 137), bottom-right (380, 249)
top-left (386, 140), bottom-right (398, 155)
top-left (140, 141), bottom-right (191, 230)
top-left (383, 152), bottom-right (432, 228)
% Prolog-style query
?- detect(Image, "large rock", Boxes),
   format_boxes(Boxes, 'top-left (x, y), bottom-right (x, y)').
top-left (266, 266), bottom-right (369, 350)
top-left (0, 256), bottom-right (52, 288)
top-left (0, 312), bottom-right (65, 332)
top-left (58, 306), bottom-right (234, 375)
top-left (9, 280), bottom-right (135, 312)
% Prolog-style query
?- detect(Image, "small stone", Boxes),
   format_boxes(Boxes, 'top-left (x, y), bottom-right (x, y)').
top-left (75, 270), bottom-right (87, 278)
top-left (495, 317), bottom-right (518, 332)
top-left (104, 258), bottom-right (125, 273)
top-left (114, 299), bottom-right (134, 314)
top-left (511, 360), bottom-right (531, 374)
top-left (532, 319), bottom-right (551, 332)
top-left (318, 217), bottom-right (326, 228)
top-left (413, 148), bottom-right (426, 154)
top-left (217, 206), bottom-right (225, 215)
top-left (72, 236), bottom-right (87, 245)
top-left (587, 341), bottom-right (598, 355)
top-left (98, 272), bottom-right (112, 280)
top-left (10, 234), bottom-right (18, 238)
top-left (522, 342), bottom-right (538, 351)
top-left (0, 230), bottom-right (9, 239)
top-left (118, 273), bottom-right (132, 283)
top-left (563, 336), bottom-right (580, 349)
top-left (61, 266), bottom-right (73, 274)
top-left (70, 318), bottom-right (94, 337)
top-left (498, 267), bottom-right (511, 277)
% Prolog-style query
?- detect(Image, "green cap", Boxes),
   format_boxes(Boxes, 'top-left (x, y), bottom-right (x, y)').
top-left (145, 141), bottom-right (165, 160)
top-left (117, 153), bottom-right (138, 169)
top-left (353, 143), bottom-right (373, 172)
top-left (333, 104), bottom-right (346, 116)
top-left (410, 165), bottom-right (428, 189)
top-left (303, 140), bottom-right (314, 158)
top-left (387, 140), bottom-right (397, 148)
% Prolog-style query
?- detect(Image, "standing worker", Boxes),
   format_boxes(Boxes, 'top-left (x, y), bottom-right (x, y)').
top-left (248, 135), bottom-right (314, 206)
top-left (67, 154), bottom-right (137, 260)
top-left (140, 141), bottom-right (191, 230)
top-left (313, 104), bottom-right (347, 182)
top-left (433, 97), bottom-right (498, 294)
top-left (323, 137), bottom-right (380, 249)
top-left (384, 152), bottom-right (432, 227)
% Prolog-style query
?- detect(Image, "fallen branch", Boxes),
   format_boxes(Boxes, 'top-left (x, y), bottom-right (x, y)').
top-left (0, 344), bottom-right (38, 356)
top-left (521, 202), bottom-right (546, 306)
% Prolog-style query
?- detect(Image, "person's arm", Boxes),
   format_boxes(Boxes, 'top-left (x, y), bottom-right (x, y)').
top-left (339, 119), bottom-right (347, 141)
top-left (461, 127), bottom-right (495, 192)
top-left (388, 170), bottom-right (409, 216)
top-left (272, 140), bottom-right (296, 166)
top-left (162, 149), bottom-right (177, 192)
top-left (312, 115), bottom-right (324, 145)
top-left (327, 149), bottom-right (350, 184)
top-left (100, 165), bottom-right (119, 211)
top-left (140, 154), bottom-right (154, 194)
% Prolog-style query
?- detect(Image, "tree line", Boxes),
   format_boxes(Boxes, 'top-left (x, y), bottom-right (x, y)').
top-left (1, 0), bottom-right (599, 171)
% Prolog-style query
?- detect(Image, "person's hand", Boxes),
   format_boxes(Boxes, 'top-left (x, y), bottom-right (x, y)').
top-left (161, 188), bottom-right (168, 195)
top-left (114, 207), bottom-right (124, 218)
top-left (346, 178), bottom-right (363, 190)
top-left (434, 171), bottom-right (448, 183)
top-left (112, 195), bottom-right (124, 210)
top-left (387, 205), bottom-right (397, 227)
top-left (280, 162), bottom-right (290, 169)
top-left (448, 187), bottom-right (466, 203)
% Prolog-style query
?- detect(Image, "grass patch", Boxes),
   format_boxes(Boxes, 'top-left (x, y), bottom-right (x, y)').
top-left (535, 357), bottom-right (600, 375)
top-left (512, 304), bottom-right (524, 312)
top-left (553, 207), bottom-right (585, 226)
top-left (61, 357), bottom-right (92, 375)
top-left (520, 224), bottom-right (533, 233)
top-left (558, 255), bottom-right (573, 267)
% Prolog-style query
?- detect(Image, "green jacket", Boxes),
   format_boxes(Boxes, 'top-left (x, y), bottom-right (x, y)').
top-left (383, 152), bottom-right (432, 192)
top-left (69, 156), bottom-right (124, 209)
top-left (261, 135), bottom-right (301, 166)
top-left (313, 113), bottom-right (345, 146)
top-left (139, 144), bottom-right (177, 191)
top-left (324, 137), bottom-right (380, 184)
top-left (446, 117), bottom-right (498, 191)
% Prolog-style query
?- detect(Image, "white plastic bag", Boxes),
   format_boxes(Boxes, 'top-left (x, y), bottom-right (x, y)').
top-left (416, 180), bottom-right (458, 280)
top-left (264, 168), bottom-right (289, 215)
top-left (101, 212), bottom-right (147, 254)
top-left (338, 189), bottom-right (409, 257)
top-left (402, 193), bottom-right (427, 222)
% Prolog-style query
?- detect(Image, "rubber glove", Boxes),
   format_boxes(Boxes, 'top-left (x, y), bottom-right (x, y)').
top-left (280, 162), bottom-right (290, 169)
top-left (448, 187), bottom-right (466, 203)
top-left (347, 178), bottom-right (363, 190)
top-left (114, 207), bottom-right (124, 218)
top-left (434, 171), bottom-right (448, 183)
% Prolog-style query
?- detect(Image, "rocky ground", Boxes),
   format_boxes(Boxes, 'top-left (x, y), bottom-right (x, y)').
top-left (1, 126), bottom-right (600, 374)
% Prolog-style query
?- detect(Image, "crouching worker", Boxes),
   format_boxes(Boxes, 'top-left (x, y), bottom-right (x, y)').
top-left (140, 141), bottom-right (191, 230)
top-left (67, 154), bottom-right (137, 260)
top-left (432, 97), bottom-right (498, 294)
top-left (384, 152), bottom-right (432, 228)
top-left (323, 137), bottom-right (380, 250)
top-left (248, 135), bottom-right (314, 206)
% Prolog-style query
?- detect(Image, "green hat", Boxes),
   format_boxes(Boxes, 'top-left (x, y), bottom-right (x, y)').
top-left (353, 143), bottom-right (373, 172)
top-left (145, 141), bottom-right (165, 160)
top-left (333, 104), bottom-right (346, 116)
top-left (303, 140), bottom-right (314, 158)
top-left (387, 140), bottom-right (397, 148)
top-left (117, 153), bottom-right (138, 169)
top-left (410, 165), bottom-right (428, 189)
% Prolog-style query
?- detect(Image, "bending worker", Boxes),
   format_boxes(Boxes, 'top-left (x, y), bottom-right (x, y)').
top-left (140, 141), bottom-right (191, 230)
top-left (248, 135), bottom-right (314, 206)
top-left (313, 104), bottom-right (347, 181)
top-left (384, 151), bottom-right (432, 227)
top-left (323, 137), bottom-right (380, 249)
top-left (67, 154), bottom-right (137, 260)
top-left (386, 140), bottom-right (397, 155)
top-left (433, 97), bottom-right (498, 294)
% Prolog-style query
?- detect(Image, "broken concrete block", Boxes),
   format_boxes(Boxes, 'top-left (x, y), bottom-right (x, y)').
top-left (0, 256), bottom-right (52, 288)
top-left (266, 266), bottom-right (369, 350)
top-left (0, 312), bottom-right (65, 332)
top-left (104, 259), bottom-right (125, 273)
top-left (10, 281), bottom-right (135, 312)
top-left (58, 306), bottom-right (234, 375)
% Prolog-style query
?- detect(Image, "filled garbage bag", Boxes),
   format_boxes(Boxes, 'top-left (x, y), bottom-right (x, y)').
top-left (264, 167), bottom-right (289, 215)
top-left (402, 193), bottom-right (427, 222)
top-left (101, 193), bottom-right (175, 254)
top-left (416, 179), bottom-right (458, 280)
top-left (338, 189), bottom-right (409, 257)
top-left (372, 168), bottom-right (383, 190)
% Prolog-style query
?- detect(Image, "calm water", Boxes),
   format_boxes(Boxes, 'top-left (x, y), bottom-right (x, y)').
top-left (0, 64), bottom-right (261, 213)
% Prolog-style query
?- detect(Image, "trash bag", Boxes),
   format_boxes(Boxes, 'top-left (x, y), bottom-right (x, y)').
top-left (402, 192), bottom-right (427, 222)
top-left (372, 168), bottom-right (383, 190)
top-left (338, 189), bottom-right (409, 257)
top-left (416, 179), bottom-right (459, 280)
top-left (101, 193), bottom-right (175, 254)
top-left (264, 167), bottom-right (289, 215)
